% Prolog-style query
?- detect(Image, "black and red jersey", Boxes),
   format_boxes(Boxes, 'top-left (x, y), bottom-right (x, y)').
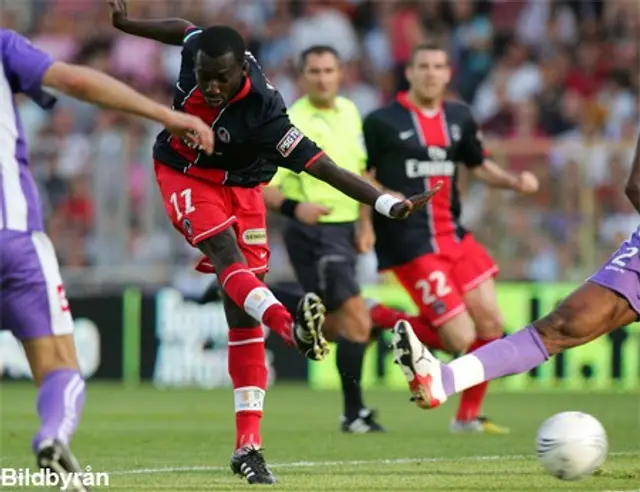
top-left (363, 92), bottom-right (485, 269)
top-left (153, 26), bottom-right (323, 187)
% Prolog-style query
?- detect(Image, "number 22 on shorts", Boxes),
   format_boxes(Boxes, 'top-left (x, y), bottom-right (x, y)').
top-left (170, 188), bottom-right (196, 220)
top-left (415, 271), bottom-right (452, 305)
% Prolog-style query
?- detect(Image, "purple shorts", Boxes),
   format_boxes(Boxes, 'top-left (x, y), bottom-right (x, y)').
top-left (589, 231), bottom-right (640, 317)
top-left (0, 230), bottom-right (74, 340)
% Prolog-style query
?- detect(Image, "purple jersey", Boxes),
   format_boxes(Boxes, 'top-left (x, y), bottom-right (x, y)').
top-left (0, 29), bottom-right (56, 232)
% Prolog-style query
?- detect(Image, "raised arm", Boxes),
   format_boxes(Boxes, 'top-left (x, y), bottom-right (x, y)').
top-left (625, 134), bottom-right (640, 213)
top-left (107, 0), bottom-right (194, 46)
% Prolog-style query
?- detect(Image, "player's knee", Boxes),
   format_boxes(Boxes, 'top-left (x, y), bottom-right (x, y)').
top-left (320, 314), bottom-right (340, 342)
top-left (439, 322), bottom-right (475, 354)
top-left (348, 311), bottom-right (371, 343)
top-left (22, 335), bottom-right (80, 385)
top-left (328, 310), bottom-right (370, 343)
top-left (339, 296), bottom-right (371, 343)
top-left (197, 228), bottom-right (245, 272)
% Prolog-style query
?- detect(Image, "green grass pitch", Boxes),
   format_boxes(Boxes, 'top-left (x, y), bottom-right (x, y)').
top-left (1, 383), bottom-right (639, 491)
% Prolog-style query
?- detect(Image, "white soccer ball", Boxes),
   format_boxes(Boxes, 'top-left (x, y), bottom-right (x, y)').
top-left (536, 411), bottom-right (608, 481)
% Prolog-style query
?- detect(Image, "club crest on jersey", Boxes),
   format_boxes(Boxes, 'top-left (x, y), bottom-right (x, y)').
top-left (277, 127), bottom-right (304, 157)
top-left (451, 124), bottom-right (461, 142)
top-left (217, 127), bottom-right (231, 144)
top-left (182, 218), bottom-right (193, 238)
top-left (432, 300), bottom-right (446, 316)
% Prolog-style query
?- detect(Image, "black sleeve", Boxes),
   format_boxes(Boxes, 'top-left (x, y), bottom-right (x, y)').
top-left (252, 99), bottom-right (324, 173)
top-left (362, 115), bottom-right (386, 171)
top-left (458, 110), bottom-right (485, 168)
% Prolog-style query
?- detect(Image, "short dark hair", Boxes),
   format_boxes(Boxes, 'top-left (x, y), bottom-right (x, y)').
top-left (299, 45), bottom-right (340, 71)
top-left (409, 41), bottom-right (448, 66)
top-left (197, 26), bottom-right (246, 64)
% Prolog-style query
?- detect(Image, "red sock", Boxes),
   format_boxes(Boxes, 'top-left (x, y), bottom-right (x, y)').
top-left (229, 327), bottom-right (268, 451)
top-left (456, 337), bottom-right (497, 421)
top-left (369, 303), bottom-right (406, 329)
top-left (219, 263), bottom-right (293, 345)
top-left (369, 304), bottom-right (444, 350)
top-left (405, 315), bottom-right (445, 351)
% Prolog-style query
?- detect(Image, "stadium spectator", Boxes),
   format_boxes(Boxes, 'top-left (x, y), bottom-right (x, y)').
top-left (12, 0), bottom-right (639, 291)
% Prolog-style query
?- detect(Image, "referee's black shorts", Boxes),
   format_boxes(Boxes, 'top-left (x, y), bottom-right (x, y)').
top-left (284, 220), bottom-right (361, 312)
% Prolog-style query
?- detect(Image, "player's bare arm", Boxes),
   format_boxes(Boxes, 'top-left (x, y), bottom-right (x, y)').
top-left (41, 62), bottom-right (213, 153)
top-left (262, 185), bottom-right (331, 225)
top-left (107, 0), bottom-right (193, 45)
top-left (471, 159), bottom-right (539, 194)
top-left (624, 134), bottom-right (640, 212)
top-left (305, 155), bottom-right (442, 220)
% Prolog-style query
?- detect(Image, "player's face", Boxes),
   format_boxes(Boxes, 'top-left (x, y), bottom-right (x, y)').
top-left (301, 52), bottom-right (341, 106)
top-left (406, 49), bottom-right (451, 102)
top-left (195, 51), bottom-right (246, 107)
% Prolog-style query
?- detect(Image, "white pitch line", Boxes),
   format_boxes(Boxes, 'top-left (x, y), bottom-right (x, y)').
top-left (111, 451), bottom-right (639, 476)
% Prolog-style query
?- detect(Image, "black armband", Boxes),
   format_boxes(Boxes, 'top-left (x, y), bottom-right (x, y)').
top-left (280, 199), bottom-right (300, 218)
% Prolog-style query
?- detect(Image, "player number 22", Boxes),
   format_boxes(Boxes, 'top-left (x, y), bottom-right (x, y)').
top-left (170, 189), bottom-right (196, 220)
top-left (415, 271), bottom-right (452, 305)
top-left (612, 246), bottom-right (639, 267)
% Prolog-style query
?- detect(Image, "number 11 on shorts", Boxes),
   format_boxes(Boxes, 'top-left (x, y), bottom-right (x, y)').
top-left (170, 189), bottom-right (196, 220)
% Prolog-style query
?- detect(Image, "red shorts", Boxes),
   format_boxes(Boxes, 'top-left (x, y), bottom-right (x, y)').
top-left (391, 234), bottom-right (498, 327)
top-left (154, 161), bottom-right (269, 275)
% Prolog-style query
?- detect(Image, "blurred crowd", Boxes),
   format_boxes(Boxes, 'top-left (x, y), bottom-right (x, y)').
top-left (5, 0), bottom-right (640, 291)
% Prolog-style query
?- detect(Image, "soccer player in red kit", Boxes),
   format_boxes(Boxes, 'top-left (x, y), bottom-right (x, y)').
top-left (108, 0), bottom-right (439, 483)
top-left (364, 42), bottom-right (539, 433)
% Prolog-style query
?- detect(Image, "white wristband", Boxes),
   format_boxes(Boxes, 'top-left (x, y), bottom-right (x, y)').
top-left (374, 194), bottom-right (402, 218)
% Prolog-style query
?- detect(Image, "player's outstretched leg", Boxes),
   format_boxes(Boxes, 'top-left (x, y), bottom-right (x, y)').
top-left (372, 300), bottom-right (507, 432)
top-left (368, 300), bottom-right (445, 350)
top-left (4, 231), bottom-right (88, 491)
top-left (391, 281), bottom-right (638, 409)
top-left (198, 229), bottom-right (329, 361)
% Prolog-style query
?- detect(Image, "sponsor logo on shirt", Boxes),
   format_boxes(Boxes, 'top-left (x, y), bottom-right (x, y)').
top-left (277, 127), bottom-right (304, 158)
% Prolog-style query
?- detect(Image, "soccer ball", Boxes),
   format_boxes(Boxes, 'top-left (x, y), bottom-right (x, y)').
top-left (536, 411), bottom-right (608, 480)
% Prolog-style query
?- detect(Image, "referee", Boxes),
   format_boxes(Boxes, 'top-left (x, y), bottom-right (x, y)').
top-left (263, 45), bottom-right (384, 433)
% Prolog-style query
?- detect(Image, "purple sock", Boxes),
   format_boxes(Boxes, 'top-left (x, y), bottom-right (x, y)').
top-left (441, 326), bottom-right (549, 397)
top-left (441, 366), bottom-right (455, 396)
top-left (32, 369), bottom-right (86, 452)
